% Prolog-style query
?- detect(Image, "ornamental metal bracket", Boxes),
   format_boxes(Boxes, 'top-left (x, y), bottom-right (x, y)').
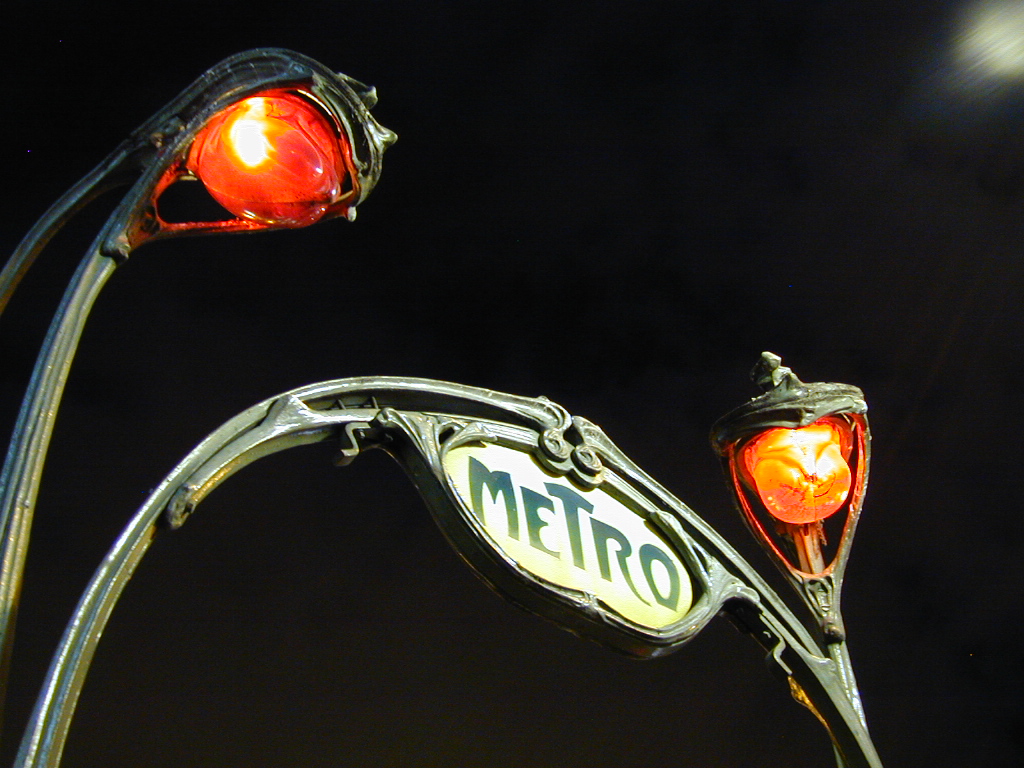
top-left (15, 377), bottom-right (881, 768)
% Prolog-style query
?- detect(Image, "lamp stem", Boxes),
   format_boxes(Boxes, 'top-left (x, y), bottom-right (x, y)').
top-left (788, 522), bottom-right (825, 574)
top-left (0, 249), bottom-right (119, 730)
top-left (0, 146), bottom-right (129, 317)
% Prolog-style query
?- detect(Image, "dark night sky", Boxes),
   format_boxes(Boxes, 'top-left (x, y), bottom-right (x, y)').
top-left (1, 1), bottom-right (1022, 766)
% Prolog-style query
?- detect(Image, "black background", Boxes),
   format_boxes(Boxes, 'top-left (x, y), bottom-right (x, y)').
top-left (2, 1), bottom-right (1022, 766)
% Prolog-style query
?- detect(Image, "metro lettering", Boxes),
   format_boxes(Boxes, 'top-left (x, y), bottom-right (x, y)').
top-left (591, 518), bottom-right (649, 605)
top-left (544, 482), bottom-right (591, 569)
top-left (468, 455), bottom-right (519, 539)
top-left (464, 454), bottom-right (684, 615)
top-left (522, 487), bottom-right (560, 558)
top-left (639, 543), bottom-right (680, 610)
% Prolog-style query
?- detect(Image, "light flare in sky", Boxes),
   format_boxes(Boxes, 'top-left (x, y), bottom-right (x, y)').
top-left (956, 1), bottom-right (1024, 79)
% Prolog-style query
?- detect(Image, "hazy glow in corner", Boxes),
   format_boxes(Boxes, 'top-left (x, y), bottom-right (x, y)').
top-left (957, 1), bottom-right (1024, 78)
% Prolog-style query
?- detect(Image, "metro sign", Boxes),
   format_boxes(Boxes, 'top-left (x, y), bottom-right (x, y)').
top-left (444, 444), bottom-right (693, 629)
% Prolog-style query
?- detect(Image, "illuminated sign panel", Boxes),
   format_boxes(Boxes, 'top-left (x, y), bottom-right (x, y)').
top-left (444, 444), bottom-right (693, 629)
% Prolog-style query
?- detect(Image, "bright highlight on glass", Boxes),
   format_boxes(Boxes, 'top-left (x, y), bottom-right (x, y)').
top-left (741, 419), bottom-right (852, 525)
top-left (229, 99), bottom-right (276, 167)
top-left (186, 92), bottom-right (349, 226)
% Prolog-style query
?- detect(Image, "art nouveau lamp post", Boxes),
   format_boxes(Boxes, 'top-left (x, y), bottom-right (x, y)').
top-left (3, 52), bottom-right (882, 768)
top-left (0, 48), bottom-right (395, 717)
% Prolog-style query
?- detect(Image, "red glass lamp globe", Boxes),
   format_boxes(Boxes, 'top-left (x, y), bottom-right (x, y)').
top-left (186, 92), bottom-right (349, 226)
top-left (740, 419), bottom-right (853, 525)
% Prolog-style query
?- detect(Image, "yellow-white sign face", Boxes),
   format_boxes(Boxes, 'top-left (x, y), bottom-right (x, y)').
top-left (443, 443), bottom-right (693, 629)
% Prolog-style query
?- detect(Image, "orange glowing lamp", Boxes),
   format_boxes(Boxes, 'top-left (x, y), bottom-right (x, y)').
top-left (741, 418), bottom-right (852, 525)
top-left (186, 92), bottom-right (350, 226)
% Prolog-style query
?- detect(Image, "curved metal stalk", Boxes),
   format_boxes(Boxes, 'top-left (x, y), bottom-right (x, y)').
top-left (0, 146), bottom-right (132, 316)
top-left (14, 390), bottom-right (350, 768)
top-left (0, 48), bottom-right (393, 726)
top-left (0, 248), bottom-right (118, 707)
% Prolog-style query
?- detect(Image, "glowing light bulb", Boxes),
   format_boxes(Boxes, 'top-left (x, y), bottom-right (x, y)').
top-left (187, 92), bottom-right (348, 226)
top-left (741, 420), bottom-right (852, 525)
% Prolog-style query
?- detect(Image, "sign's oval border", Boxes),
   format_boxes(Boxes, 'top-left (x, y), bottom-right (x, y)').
top-left (375, 405), bottom-right (746, 658)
